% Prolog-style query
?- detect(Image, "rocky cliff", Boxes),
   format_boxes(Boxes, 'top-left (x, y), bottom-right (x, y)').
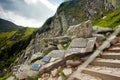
top-left (37, 0), bottom-right (119, 52)
top-left (16, 0), bottom-right (120, 65)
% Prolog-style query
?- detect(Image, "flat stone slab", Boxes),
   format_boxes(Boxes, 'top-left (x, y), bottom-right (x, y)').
top-left (49, 50), bottom-right (65, 58)
top-left (41, 56), bottom-right (51, 62)
top-left (30, 64), bottom-right (42, 71)
top-left (69, 38), bottom-right (88, 48)
top-left (65, 48), bottom-right (86, 57)
top-left (85, 37), bottom-right (96, 52)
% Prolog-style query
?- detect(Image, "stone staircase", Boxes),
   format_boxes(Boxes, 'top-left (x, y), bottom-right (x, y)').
top-left (68, 26), bottom-right (120, 80)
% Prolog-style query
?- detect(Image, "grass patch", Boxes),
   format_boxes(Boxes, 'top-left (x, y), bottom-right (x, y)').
top-left (94, 8), bottom-right (120, 28)
top-left (0, 28), bottom-right (37, 69)
top-left (62, 42), bottom-right (70, 50)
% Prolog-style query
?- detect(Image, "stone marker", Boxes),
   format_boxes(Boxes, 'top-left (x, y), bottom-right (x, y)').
top-left (30, 64), bottom-right (42, 71)
top-left (69, 38), bottom-right (88, 48)
top-left (41, 56), bottom-right (51, 62)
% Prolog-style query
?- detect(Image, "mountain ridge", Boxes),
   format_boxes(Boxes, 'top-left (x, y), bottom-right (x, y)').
top-left (0, 18), bottom-right (23, 33)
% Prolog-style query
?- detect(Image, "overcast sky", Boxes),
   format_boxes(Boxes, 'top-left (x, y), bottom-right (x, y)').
top-left (0, 0), bottom-right (64, 27)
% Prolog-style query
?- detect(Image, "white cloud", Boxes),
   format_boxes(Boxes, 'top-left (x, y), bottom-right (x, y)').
top-left (24, 0), bottom-right (38, 5)
top-left (24, 0), bottom-right (57, 11)
top-left (6, 11), bottom-right (43, 27)
top-left (0, 5), bottom-right (43, 27)
top-left (39, 0), bottom-right (57, 11)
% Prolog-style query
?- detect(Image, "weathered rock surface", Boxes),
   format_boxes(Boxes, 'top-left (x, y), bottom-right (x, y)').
top-left (85, 37), bottom-right (96, 52)
top-left (68, 37), bottom-right (96, 53)
top-left (29, 52), bottom-right (43, 63)
top-left (67, 20), bottom-right (93, 38)
top-left (93, 26), bottom-right (113, 34)
top-left (43, 36), bottom-right (71, 45)
top-left (51, 68), bottom-right (59, 77)
top-left (92, 34), bottom-right (106, 42)
top-left (66, 60), bottom-right (82, 67)
top-left (42, 45), bottom-right (58, 55)
top-left (69, 38), bottom-right (88, 48)
top-left (48, 50), bottom-right (65, 58)
top-left (63, 68), bottom-right (73, 76)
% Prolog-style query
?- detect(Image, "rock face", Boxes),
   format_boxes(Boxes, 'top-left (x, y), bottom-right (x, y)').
top-left (67, 20), bottom-right (93, 38)
top-left (19, 0), bottom-right (120, 56)
top-left (29, 52), bottom-right (43, 63)
top-left (69, 38), bottom-right (88, 48)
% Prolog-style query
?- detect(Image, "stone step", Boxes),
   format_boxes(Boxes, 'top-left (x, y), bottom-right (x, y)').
top-left (113, 43), bottom-right (120, 47)
top-left (91, 58), bottom-right (120, 68)
top-left (82, 68), bottom-right (120, 80)
top-left (107, 47), bottom-right (120, 52)
top-left (73, 73), bottom-right (102, 80)
top-left (101, 52), bottom-right (120, 59)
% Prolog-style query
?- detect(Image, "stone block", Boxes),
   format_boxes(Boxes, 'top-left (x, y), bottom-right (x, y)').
top-left (49, 50), bottom-right (65, 58)
top-left (69, 38), bottom-right (88, 48)
top-left (85, 37), bottom-right (96, 52)
top-left (67, 20), bottom-right (93, 38)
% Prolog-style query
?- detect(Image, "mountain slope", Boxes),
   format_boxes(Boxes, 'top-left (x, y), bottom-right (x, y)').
top-left (5, 0), bottom-right (120, 79)
top-left (0, 19), bottom-right (37, 69)
top-left (0, 18), bottom-right (22, 33)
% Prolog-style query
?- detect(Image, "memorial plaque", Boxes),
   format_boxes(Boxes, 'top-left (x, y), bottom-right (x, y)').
top-left (31, 64), bottom-right (41, 71)
top-left (41, 56), bottom-right (51, 62)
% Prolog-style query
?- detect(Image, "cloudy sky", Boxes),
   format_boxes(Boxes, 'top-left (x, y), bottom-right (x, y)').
top-left (0, 0), bottom-right (64, 27)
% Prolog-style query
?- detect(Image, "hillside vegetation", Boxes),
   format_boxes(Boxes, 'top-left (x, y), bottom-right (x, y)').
top-left (94, 8), bottom-right (120, 28)
top-left (0, 28), bottom-right (37, 69)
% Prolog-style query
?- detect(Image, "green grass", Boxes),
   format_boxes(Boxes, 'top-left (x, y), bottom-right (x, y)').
top-left (0, 30), bottom-right (17, 39)
top-left (0, 30), bottom-right (17, 48)
top-left (94, 8), bottom-right (120, 28)
top-left (62, 42), bottom-right (70, 50)
top-left (0, 28), bottom-right (37, 69)
top-left (23, 28), bottom-right (37, 38)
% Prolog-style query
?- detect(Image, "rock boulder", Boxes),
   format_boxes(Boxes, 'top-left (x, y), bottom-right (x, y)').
top-left (67, 20), bottom-right (93, 38)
